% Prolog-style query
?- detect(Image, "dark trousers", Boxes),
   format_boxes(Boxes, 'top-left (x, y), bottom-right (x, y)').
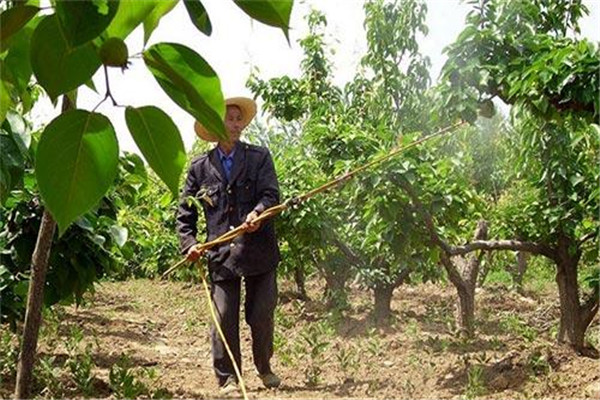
top-left (210, 269), bottom-right (277, 385)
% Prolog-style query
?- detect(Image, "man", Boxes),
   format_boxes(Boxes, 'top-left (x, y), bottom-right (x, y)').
top-left (176, 97), bottom-right (281, 394)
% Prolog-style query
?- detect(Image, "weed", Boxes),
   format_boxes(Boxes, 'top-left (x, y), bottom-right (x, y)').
top-left (67, 343), bottom-right (96, 397)
top-left (0, 329), bottom-right (18, 381)
top-left (142, 367), bottom-right (173, 399)
top-left (407, 353), bottom-right (421, 367)
top-left (35, 355), bottom-right (65, 398)
top-left (273, 330), bottom-right (295, 366)
top-left (523, 257), bottom-right (555, 294)
top-left (464, 364), bottom-right (486, 399)
top-left (108, 354), bottom-right (171, 399)
top-left (404, 318), bottom-right (421, 340)
top-left (109, 354), bottom-right (148, 399)
top-left (402, 378), bottom-right (416, 397)
top-left (183, 317), bottom-right (205, 334)
top-left (64, 325), bottom-right (97, 397)
top-left (489, 335), bottom-right (504, 351)
top-left (334, 343), bottom-right (359, 378)
top-left (39, 307), bottom-right (64, 348)
top-left (527, 350), bottom-right (551, 376)
top-left (423, 335), bottom-right (450, 353)
top-left (366, 328), bottom-right (383, 357)
top-left (500, 314), bottom-right (537, 342)
top-left (298, 323), bottom-right (330, 386)
top-left (587, 327), bottom-right (600, 348)
top-left (275, 306), bottom-right (296, 330)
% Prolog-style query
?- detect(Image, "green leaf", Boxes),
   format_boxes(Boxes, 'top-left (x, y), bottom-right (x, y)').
top-left (1, 16), bottom-right (39, 96)
top-left (125, 106), bottom-right (186, 196)
top-left (0, 5), bottom-right (39, 46)
top-left (109, 225), bottom-right (128, 247)
top-left (55, 0), bottom-right (119, 47)
top-left (233, 0), bottom-right (293, 41)
top-left (184, 0), bottom-right (212, 36)
top-left (0, 128), bottom-right (26, 204)
top-left (143, 0), bottom-right (178, 44)
top-left (30, 15), bottom-right (102, 100)
top-left (105, 0), bottom-right (158, 40)
top-left (35, 110), bottom-right (119, 235)
top-left (143, 42), bottom-right (226, 140)
top-left (0, 80), bottom-right (10, 125)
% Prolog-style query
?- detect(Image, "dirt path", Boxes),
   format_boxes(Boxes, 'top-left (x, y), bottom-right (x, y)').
top-left (29, 279), bottom-right (600, 398)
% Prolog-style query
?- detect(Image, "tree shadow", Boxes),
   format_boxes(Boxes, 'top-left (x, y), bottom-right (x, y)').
top-left (438, 356), bottom-right (531, 396)
top-left (277, 378), bottom-right (379, 397)
top-left (60, 310), bottom-right (157, 344)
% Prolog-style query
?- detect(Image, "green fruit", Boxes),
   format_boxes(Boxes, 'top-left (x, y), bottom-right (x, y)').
top-left (478, 99), bottom-right (495, 118)
top-left (99, 37), bottom-right (128, 68)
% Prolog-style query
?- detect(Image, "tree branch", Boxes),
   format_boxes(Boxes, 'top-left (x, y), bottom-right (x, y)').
top-left (449, 240), bottom-right (555, 259)
top-left (396, 177), bottom-right (556, 260)
top-left (393, 264), bottom-right (413, 288)
top-left (579, 230), bottom-right (599, 247)
top-left (330, 235), bottom-right (363, 266)
top-left (581, 286), bottom-right (599, 333)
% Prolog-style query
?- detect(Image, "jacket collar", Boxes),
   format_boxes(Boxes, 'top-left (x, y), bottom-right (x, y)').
top-left (208, 141), bottom-right (246, 184)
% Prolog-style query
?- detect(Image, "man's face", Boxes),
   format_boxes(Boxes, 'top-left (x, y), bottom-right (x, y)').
top-left (224, 105), bottom-right (243, 143)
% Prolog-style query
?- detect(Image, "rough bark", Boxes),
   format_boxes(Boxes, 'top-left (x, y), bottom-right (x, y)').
top-left (513, 251), bottom-right (529, 293)
top-left (372, 266), bottom-right (412, 323)
top-left (440, 221), bottom-right (487, 337)
top-left (554, 234), bottom-right (598, 352)
top-left (293, 265), bottom-right (309, 301)
top-left (323, 266), bottom-right (350, 310)
top-left (14, 211), bottom-right (57, 399)
top-left (373, 284), bottom-right (394, 323)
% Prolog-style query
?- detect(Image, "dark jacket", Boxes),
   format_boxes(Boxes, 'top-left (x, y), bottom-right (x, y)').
top-left (176, 141), bottom-right (280, 281)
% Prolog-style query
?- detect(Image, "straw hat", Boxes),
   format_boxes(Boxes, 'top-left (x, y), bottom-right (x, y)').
top-left (194, 97), bottom-right (257, 142)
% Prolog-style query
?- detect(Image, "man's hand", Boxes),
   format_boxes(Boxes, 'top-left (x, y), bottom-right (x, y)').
top-left (186, 246), bottom-right (205, 262)
top-left (243, 210), bottom-right (261, 233)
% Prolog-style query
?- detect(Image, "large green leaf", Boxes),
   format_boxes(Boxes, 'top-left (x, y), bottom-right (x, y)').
top-left (35, 110), bottom-right (119, 235)
top-left (125, 106), bottom-right (186, 196)
top-left (143, 42), bottom-right (226, 140)
top-left (105, 0), bottom-right (158, 40)
top-left (1, 16), bottom-right (39, 96)
top-left (30, 15), bottom-right (101, 100)
top-left (233, 0), bottom-right (292, 41)
top-left (0, 5), bottom-right (39, 47)
top-left (143, 0), bottom-right (179, 44)
top-left (184, 0), bottom-right (212, 36)
top-left (55, 0), bottom-right (119, 47)
top-left (0, 80), bottom-right (10, 125)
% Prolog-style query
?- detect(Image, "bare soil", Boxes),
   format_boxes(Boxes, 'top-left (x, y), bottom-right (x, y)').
top-left (3, 278), bottom-right (600, 399)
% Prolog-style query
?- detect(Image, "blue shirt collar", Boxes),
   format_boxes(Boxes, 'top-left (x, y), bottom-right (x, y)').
top-left (217, 146), bottom-right (236, 161)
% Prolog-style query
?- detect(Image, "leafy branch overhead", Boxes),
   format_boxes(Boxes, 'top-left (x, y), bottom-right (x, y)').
top-left (0, 0), bottom-right (293, 233)
top-left (439, 0), bottom-right (599, 123)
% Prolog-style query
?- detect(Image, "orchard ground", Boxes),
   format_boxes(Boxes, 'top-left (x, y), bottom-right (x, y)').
top-left (1, 274), bottom-right (599, 399)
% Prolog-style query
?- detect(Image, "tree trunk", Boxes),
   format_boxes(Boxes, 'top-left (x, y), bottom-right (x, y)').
top-left (14, 211), bottom-right (56, 399)
top-left (554, 234), bottom-right (599, 354)
top-left (14, 95), bottom-right (73, 399)
top-left (324, 272), bottom-right (348, 309)
top-left (373, 284), bottom-right (394, 323)
top-left (456, 282), bottom-right (476, 337)
top-left (477, 251), bottom-right (494, 287)
top-left (555, 258), bottom-right (585, 348)
top-left (442, 221), bottom-right (487, 337)
top-left (555, 235), bottom-right (585, 350)
top-left (323, 262), bottom-right (350, 310)
top-left (293, 265), bottom-right (308, 301)
top-left (513, 251), bottom-right (529, 293)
